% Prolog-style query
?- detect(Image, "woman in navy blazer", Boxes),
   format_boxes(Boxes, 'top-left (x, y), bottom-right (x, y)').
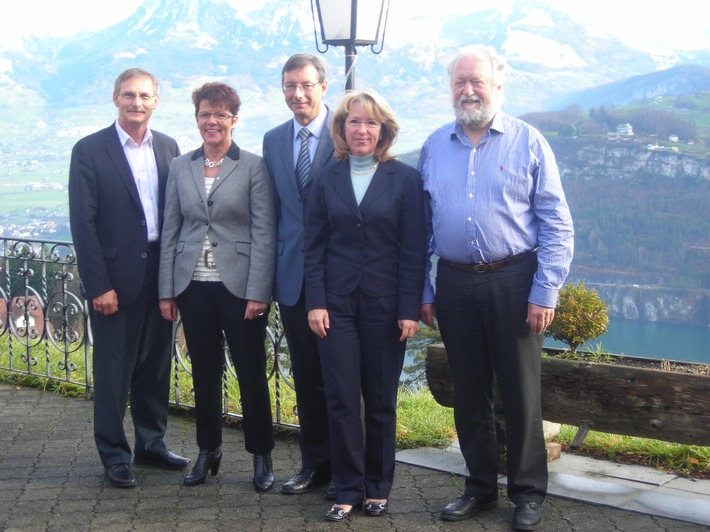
top-left (304, 91), bottom-right (426, 521)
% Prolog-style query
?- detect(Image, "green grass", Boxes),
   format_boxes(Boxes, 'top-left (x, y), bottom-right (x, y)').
top-left (396, 385), bottom-right (456, 449)
top-left (554, 425), bottom-right (710, 479)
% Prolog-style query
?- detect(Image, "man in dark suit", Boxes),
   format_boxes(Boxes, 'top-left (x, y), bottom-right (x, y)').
top-left (262, 53), bottom-right (335, 497)
top-left (69, 68), bottom-right (189, 489)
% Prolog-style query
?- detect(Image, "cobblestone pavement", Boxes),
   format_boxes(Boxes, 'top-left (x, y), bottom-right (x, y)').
top-left (0, 383), bottom-right (707, 531)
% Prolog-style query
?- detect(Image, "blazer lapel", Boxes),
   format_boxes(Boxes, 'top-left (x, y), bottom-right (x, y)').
top-left (332, 162), bottom-right (361, 218)
top-left (358, 161), bottom-right (394, 213)
top-left (103, 127), bottom-right (142, 208)
top-left (189, 156), bottom-right (208, 202)
top-left (210, 156), bottom-right (239, 197)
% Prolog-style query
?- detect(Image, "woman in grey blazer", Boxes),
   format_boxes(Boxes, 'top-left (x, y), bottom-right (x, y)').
top-left (158, 82), bottom-right (276, 491)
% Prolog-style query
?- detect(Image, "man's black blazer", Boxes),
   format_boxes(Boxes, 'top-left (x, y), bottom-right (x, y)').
top-left (68, 123), bottom-right (180, 307)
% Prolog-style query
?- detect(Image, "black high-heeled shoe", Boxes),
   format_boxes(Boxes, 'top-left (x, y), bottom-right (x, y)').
top-left (183, 447), bottom-right (222, 486)
top-left (252, 454), bottom-right (274, 492)
top-left (325, 502), bottom-right (361, 522)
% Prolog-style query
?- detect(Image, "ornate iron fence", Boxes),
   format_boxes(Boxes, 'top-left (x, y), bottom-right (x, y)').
top-left (0, 236), bottom-right (297, 427)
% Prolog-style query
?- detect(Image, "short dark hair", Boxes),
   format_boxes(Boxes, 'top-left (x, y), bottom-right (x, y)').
top-left (281, 53), bottom-right (326, 84)
top-left (113, 68), bottom-right (158, 95)
top-left (191, 82), bottom-right (241, 116)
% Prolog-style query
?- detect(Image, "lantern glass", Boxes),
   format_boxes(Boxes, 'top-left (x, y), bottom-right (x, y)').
top-left (316, 0), bottom-right (385, 45)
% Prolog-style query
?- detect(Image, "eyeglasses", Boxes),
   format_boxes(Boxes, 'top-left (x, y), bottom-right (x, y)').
top-left (117, 92), bottom-right (155, 101)
top-left (282, 82), bottom-right (320, 94)
top-left (345, 119), bottom-right (381, 130)
top-left (197, 112), bottom-right (235, 121)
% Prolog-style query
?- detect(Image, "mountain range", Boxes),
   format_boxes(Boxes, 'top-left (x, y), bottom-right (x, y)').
top-left (1, 0), bottom-right (710, 153)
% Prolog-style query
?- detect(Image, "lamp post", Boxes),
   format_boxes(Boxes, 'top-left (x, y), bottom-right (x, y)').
top-left (311, 0), bottom-right (390, 92)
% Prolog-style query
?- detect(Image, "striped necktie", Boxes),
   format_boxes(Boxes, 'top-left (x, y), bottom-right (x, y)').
top-left (295, 128), bottom-right (312, 192)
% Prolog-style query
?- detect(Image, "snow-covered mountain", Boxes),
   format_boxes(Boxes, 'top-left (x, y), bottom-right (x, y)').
top-left (1, 0), bottom-right (708, 153)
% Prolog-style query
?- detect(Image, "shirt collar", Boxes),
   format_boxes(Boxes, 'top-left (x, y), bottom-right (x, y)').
top-left (292, 104), bottom-right (327, 140)
top-left (450, 112), bottom-right (506, 146)
top-left (115, 121), bottom-right (153, 147)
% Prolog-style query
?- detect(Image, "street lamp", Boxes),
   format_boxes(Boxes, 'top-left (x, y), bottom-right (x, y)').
top-left (310, 0), bottom-right (390, 92)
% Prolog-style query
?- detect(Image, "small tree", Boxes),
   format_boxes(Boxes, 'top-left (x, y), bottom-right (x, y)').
top-left (546, 281), bottom-right (609, 354)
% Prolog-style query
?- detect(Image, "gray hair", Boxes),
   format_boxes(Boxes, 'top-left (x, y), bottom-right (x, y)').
top-left (113, 68), bottom-right (159, 95)
top-left (447, 45), bottom-right (509, 87)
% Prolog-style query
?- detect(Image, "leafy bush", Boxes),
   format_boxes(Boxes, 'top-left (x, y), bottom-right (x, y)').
top-left (546, 281), bottom-right (609, 353)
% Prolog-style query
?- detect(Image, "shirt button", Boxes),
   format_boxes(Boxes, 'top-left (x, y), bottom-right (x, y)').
top-left (468, 217), bottom-right (472, 222)
top-left (468, 193), bottom-right (473, 198)
top-left (207, 200), bottom-right (213, 206)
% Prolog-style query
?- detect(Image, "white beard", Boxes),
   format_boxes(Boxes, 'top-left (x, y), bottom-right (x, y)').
top-left (454, 95), bottom-right (499, 129)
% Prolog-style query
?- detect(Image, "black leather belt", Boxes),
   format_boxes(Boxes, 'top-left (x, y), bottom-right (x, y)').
top-left (439, 250), bottom-right (536, 273)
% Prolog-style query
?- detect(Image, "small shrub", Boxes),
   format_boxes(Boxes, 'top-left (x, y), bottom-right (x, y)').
top-left (546, 281), bottom-right (609, 353)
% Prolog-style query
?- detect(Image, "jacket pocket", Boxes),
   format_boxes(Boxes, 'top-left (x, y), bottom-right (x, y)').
top-left (235, 241), bottom-right (251, 257)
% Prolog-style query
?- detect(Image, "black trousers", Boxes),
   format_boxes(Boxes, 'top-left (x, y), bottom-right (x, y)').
top-left (90, 256), bottom-right (172, 467)
top-left (435, 255), bottom-right (547, 505)
top-left (318, 289), bottom-right (406, 505)
top-left (279, 288), bottom-right (330, 471)
top-left (177, 281), bottom-right (274, 455)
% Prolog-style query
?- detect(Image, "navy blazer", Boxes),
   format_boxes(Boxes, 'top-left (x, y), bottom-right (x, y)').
top-left (68, 123), bottom-right (180, 306)
top-left (262, 109), bottom-right (335, 306)
top-left (304, 159), bottom-right (426, 321)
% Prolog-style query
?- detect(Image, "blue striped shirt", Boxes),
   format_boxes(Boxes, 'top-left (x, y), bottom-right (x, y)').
top-left (418, 113), bottom-right (574, 308)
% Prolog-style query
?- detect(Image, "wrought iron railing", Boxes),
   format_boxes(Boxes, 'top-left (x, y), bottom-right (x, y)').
top-left (0, 236), bottom-right (297, 427)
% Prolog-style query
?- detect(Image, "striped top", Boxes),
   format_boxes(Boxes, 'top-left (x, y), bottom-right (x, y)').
top-left (417, 113), bottom-right (574, 308)
top-left (192, 176), bottom-right (221, 282)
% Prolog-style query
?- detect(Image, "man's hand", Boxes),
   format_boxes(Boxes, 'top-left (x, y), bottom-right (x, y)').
top-left (526, 303), bottom-right (555, 335)
top-left (93, 290), bottom-right (118, 315)
top-left (420, 303), bottom-right (437, 329)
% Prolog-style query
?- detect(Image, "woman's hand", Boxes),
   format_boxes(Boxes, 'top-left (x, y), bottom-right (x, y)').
top-left (398, 319), bottom-right (419, 341)
top-left (160, 298), bottom-right (178, 321)
top-left (245, 300), bottom-right (268, 320)
top-left (308, 308), bottom-right (330, 338)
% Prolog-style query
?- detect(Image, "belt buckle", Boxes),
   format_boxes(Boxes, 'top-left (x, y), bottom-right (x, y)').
top-left (473, 263), bottom-right (488, 273)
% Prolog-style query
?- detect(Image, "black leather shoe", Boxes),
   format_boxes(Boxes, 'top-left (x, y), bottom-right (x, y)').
top-left (325, 503), bottom-right (360, 522)
top-left (440, 494), bottom-right (498, 521)
top-left (253, 454), bottom-right (274, 492)
top-left (105, 463), bottom-right (136, 488)
top-left (134, 450), bottom-right (191, 470)
top-left (281, 467), bottom-right (329, 494)
top-left (363, 500), bottom-right (388, 516)
top-left (324, 480), bottom-right (336, 500)
top-left (512, 501), bottom-right (542, 530)
top-left (183, 448), bottom-right (222, 487)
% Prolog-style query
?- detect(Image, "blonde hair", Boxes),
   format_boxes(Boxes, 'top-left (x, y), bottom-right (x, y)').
top-left (331, 90), bottom-right (399, 162)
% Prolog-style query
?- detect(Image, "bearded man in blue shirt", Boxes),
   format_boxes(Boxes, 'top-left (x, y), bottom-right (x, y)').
top-left (418, 45), bottom-right (574, 531)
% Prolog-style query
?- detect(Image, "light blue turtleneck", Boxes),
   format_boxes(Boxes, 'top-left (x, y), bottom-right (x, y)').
top-left (349, 154), bottom-right (378, 205)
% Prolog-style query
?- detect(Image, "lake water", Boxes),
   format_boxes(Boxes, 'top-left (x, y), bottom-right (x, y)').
top-left (544, 318), bottom-right (710, 364)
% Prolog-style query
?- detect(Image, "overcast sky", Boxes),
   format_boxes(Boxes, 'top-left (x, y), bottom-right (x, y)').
top-left (0, 0), bottom-right (707, 52)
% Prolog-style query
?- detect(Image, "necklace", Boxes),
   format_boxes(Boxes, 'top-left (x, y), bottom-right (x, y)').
top-left (350, 162), bottom-right (379, 176)
top-left (204, 156), bottom-right (225, 168)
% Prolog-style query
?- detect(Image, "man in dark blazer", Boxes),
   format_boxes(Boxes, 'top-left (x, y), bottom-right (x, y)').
top-left (262, 53), bottom-right (335, 497)
top-left (68, 68), bottom-right (189, 489)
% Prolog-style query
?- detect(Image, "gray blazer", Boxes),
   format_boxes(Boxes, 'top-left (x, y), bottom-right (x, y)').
top-left (159, 142), bottom-right (275, 303)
